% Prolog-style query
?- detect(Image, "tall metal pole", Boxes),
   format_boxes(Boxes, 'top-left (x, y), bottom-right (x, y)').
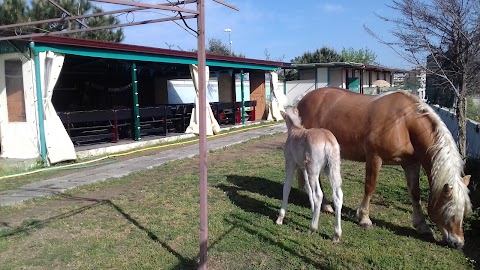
top-left (197, 0), bottom-right (208, 269)
top-left (228, 32), bottom-right (232, 56)
top-left (224, 28), bottom-right (232, 56)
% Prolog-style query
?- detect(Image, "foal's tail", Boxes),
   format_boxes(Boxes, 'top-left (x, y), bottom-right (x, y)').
top-left (296, 136), bottom-right (342, 194)
top-left (324, 139), bottom-right (342, 193)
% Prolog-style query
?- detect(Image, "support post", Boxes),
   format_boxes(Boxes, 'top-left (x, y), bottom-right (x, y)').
top-left (30, 42), bottom-right (48, 166)
top-left (240, 70), bottom-right (245, 124)
top-left (197, 0), bottom-right (208, 269)
top-left (327, 67), bottom-right (331, 87)
top-left (131, 62), bottom-right (140, 140)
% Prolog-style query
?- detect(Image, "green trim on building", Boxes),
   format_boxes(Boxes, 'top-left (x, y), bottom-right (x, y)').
top-left (30, 42), bottom-right (48, 166)
top-left (327, 67), bottom-right (331, 87)
top-left (240, 70), bottom-right (245, 124)
top-left (33, 44), bottom-right (279, 71)
top-left (131, 62), bottom-right (141, 141)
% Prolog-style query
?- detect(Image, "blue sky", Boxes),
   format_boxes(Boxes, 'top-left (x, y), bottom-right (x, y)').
top-left (97, 0), bottom-right (410, 69)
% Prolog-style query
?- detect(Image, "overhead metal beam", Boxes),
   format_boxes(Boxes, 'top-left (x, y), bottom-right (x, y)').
top-left (0, 15), bottom-right (196, 41)
top-left (47, 0), bottom-right (89, 28)
top-left (91, 0), bottom-right (199, 14)
top-left (212, 0), bottom-right (239, 11)
top-left (0, 0), bottom-right (198, 31)
top-left (0, 7), bottom-right (143, 30)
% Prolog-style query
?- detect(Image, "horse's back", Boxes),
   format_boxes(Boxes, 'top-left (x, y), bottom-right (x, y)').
top-left (297, 88), bottom-right (426, 163)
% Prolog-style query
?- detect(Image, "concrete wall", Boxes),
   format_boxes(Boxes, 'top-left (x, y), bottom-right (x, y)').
top-left (316, 68), bottom-right (329, 88)
top-left (430, 105), bottom-right (480, 158)
top-left (284, 79), bottom-right (315, 105)
top-left (330, 68), bottom-right (344, 88)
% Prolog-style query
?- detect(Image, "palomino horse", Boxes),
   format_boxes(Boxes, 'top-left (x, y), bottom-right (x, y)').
top-left (276, 107), bottom-right (343, 242)
top-left (296, 87), bottom-right (471, 249)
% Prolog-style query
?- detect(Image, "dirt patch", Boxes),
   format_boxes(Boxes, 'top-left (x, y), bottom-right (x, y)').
top-left (0, 133), bottom-right (287, 229)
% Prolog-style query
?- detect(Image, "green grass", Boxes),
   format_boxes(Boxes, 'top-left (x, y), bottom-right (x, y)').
top-left (0, 134), bottom-right (478, 270)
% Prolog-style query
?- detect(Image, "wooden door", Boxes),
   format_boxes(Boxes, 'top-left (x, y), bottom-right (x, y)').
top-left (249, 71), bottom-right (266, 120)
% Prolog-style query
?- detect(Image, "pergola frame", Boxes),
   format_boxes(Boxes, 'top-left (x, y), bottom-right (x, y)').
top-left (0, 1), bottom-right (239, 269)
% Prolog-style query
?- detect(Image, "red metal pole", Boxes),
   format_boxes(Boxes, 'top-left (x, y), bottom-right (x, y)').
top-left (197, 0), bottom-right (208, 269)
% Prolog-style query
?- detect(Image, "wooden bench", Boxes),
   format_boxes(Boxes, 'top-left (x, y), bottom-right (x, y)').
top-left (58, 110), bottom-right (116, 145)
top-left (168, 104), bottom-right (190, 133)
top-left (113, 108), bottom-right (132, 142)
top-left (138, 106), bottom-right (168, 137)
top-left (211, 102), bottom-right (236, 125)
top-left (236, 100), bottom-right (257, 123)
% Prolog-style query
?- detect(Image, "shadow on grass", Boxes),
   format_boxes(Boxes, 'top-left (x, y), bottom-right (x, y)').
top-left (223, 213), bottom-right (335, 270)
top-left (0, 194), bottom-right (197, 270)
top-left (221, 174), bottom-right (442, 245)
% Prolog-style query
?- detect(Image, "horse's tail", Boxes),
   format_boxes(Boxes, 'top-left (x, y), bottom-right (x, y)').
top-left (324, 137), bottom-right (343, 204)
top-left (296, 135), bottom-right (342, 195)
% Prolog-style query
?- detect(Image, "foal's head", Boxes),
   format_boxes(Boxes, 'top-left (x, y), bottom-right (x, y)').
top-left (427, 175), bottom-right (471, 249)
top-left (281, 106), bottom-right (303, 133)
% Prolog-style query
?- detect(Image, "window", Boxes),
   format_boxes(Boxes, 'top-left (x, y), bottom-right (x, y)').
top-left (5, 60), bottom-right (26, 122)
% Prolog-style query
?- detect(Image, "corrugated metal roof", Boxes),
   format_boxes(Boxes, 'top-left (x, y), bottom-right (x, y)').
top-left (29, 36), bottom-right (288, 70)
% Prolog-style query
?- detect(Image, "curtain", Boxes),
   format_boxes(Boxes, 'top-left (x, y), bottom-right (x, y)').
top-left (185, 64), bottom-right (221, 136)
top-left (40, 51), bottom-right (77, 163)
top-left (267, 71), bottom-right (287, 121)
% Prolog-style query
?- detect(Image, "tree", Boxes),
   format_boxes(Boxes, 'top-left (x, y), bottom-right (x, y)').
top-left (264, 48), bottom-right (285, 62)
top-left (205, 38), bottom-right (244, 57)
top-left (0, 0), bottom-right (124, 42)
top-left (365, 0), bottom-right (480, 159)
top-left (291, 46), bottom-right (343, 64)
top-left (0, 0), bottom-right (28, 25)
top-left (341, 47), bottom-right (378, 65)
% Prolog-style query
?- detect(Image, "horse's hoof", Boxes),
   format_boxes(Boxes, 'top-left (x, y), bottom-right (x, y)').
top-left (321, 204), bottom-right (334, 213)
top-left (332, 234), bottom-right (341, 243)
top-left (416, 223), bottom-right (434, 236)
top-left (309, 228), bottom-right (317, 234)
top-left (275, 217), bottom-right (284, 225)
top-left (359, 219), bottom-right (373, 228)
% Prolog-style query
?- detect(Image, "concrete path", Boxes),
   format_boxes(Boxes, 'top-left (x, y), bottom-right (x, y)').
top-left (0, 124), bottom-right (286, 207)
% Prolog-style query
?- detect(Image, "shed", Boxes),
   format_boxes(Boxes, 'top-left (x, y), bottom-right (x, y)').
top-left (0, 36), bottom-right (285, 163)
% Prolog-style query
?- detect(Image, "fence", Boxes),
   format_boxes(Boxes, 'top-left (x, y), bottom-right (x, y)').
top-left (430, 105), bottom-right (480, 158)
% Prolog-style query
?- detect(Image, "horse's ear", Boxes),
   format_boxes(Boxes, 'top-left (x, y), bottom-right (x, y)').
top-left (443, 183), bottom-right (453, 197)
top-left (293, 107), bottom-right (299, 115)
top-left (463, 175), bottom-right (471, 186)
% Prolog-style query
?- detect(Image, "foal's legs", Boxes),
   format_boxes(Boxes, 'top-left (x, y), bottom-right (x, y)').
top-left (297, 170), bottom-right (333, 213)
top-left (308, 168), bottom-right (323, 232)
top-left (318, 181), bottom-right (334, 213)
top-left (276, 158), bottom-right (296, 225)
top-left (402, 163), bottom-right (434, 237)
top-left (357, 155), bottom-right (382, 228)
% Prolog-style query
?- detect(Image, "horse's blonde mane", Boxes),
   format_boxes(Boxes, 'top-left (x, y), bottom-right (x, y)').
top-left (372, 91), bottom-right (471, 220)
top-left (398, 92), bottom-right (472, 220)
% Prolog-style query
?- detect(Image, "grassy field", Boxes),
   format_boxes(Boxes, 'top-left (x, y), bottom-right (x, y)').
top-left (0, 133), bottom-right (478, 270)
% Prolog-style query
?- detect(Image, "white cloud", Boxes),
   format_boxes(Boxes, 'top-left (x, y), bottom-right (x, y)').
top-left (321, 3), bottom-right (344, 13)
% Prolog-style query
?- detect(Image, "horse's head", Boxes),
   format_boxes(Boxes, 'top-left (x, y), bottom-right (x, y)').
top-left (428, 175), bottom-right (471, 249)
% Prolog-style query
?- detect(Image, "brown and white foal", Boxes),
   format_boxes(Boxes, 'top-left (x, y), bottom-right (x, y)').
top-left (276, 107), bottom-right (343, 242)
